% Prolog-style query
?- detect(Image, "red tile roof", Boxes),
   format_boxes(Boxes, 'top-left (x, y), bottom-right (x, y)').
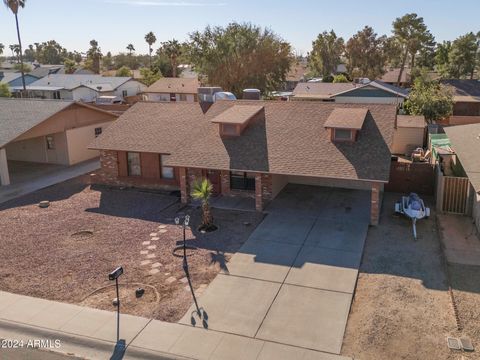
top-left (91, 101), bottom-right (397, 182)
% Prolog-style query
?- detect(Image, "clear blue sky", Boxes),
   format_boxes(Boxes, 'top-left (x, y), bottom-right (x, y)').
top-left (0, 0), bottom-right (479, 56)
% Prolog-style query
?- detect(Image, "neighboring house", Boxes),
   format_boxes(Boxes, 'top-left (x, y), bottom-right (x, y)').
top-left (282, 61), bottom-right (309, 91)
top-left (90, 101), bottom-right (397, 225)
top-left (28, 65), bottom-right (64, 78)
top-left (143, 77), bottom-right (200, 102)
top-left (379, 68), bottom-right (412, 87)
top-left (11, 74), bottom-right (146, 102)
top-left (0, 98), bottom-right (118, 186)
top-left (391, 115), bottom-right (426, 155)
top-left (443, 123), bottom-right (480, 233)
top-left (292, 80), bottom-right (408, 104)
top-left (0, 71), bottom-right (39, 88)
top-left (440, 80), bottom-right (480, 125)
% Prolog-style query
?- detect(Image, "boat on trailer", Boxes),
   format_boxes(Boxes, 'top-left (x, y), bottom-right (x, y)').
top-left (395, 193), bottom-right (430, 240)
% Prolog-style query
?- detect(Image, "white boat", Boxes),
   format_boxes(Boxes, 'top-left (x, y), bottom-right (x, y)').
top-left (395, 193), bottom-right (430, 240)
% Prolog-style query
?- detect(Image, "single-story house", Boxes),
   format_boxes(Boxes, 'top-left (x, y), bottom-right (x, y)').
top-left (12, 74), bottom-right (146, 102)
top-left (143, 77), bottom-right (200, 102)
top-left (0, 98), bottom-right (118, 186)
top-left (378, 68), bottom-right (412, 87)
top-left (89, 101), bottom-right (398, 225)
top-left (443, 123), bottom-right (480, 233)
top-left (441, 80), bottom-right (480, 125)
top-left (0, 71), bottom-right (39, 88)
top-left (282, 61), bottom-right (309, 91)
top-left (391, 115), bottom-right (426, 155)
top-left (292, 80), bottom-right (409, 104)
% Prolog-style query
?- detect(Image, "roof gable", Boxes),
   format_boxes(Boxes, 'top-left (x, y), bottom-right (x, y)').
top-left (324, 108), bottom-right (368, 130)
top-left (145, 77), bottom-right (199, 94)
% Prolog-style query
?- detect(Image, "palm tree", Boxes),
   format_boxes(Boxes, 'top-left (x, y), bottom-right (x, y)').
top-left (0, 43), bottom-right (4, 56)
top-left (144, 31), bottom-right (156, 69)
top-left (126, 43), bottom-right (135, 56)
top-left (4, 0), bottom-right (27, 92)
top-left (161, 39), bottom-right (181, 77)
top-left (191, 179), bottom-right (214, 230)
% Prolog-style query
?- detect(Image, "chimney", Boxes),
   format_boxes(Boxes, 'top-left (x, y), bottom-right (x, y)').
top-left (243, 89), bottom-right (261, 100)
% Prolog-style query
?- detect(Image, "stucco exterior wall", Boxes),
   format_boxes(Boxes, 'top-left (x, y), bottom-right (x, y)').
top-left (392, 127), bottom-right (425, 155)
top-left (471, 189), bottom-right (480, 234)
top-left (65, 121), bottom-right (113, 165)
top-left (6, 132), bottom-right (69, 165)
top-left (144, 92), bottom-right (196, 102)
top-left (334, 96), bottom-right (404, 105)
top-left (271, 174), bottom-right (289, 198)
top-left (114, 80), bottom-right (146, 98)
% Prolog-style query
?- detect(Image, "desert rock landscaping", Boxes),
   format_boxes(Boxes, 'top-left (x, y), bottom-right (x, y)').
top-left (0, 176), bottom-right (263, 322)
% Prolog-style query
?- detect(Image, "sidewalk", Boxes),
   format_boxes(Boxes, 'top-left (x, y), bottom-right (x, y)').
top-left (0, 159), bottom-right (99, 205)
top-left (0, 291), bottom-right (351, 360)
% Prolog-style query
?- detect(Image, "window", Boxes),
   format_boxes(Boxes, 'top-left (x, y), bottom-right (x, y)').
top-left (333, 128), bottom-right (353, 141)
top-left (160, 155), bottom-right (174, 179)
top-left (127, 152), bottom-right (141, 176)
top-left (221, 124), bottom-right (239, 136)
top-left (179, 94), bottom-right (187, 101)
top-left (53, 91), bottom-right (60, 99)
top-left (230, 171), bottom-right (255, 191)
top-left (122, 90), bottom-right (128, 97)
top-left (46, 135), bottom-right (55, 150)
top-left (94, 127), bottom-right (102, 137)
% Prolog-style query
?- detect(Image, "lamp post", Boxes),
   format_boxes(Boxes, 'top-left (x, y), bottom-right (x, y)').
top-left (175, 215), bottom-right (203, 320)
top-left (108, 266), bottom-right (124, 344)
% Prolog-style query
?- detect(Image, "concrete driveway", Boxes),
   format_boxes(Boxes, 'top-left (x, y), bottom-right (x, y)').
top-left (181, 184), bottom-right (370, 356)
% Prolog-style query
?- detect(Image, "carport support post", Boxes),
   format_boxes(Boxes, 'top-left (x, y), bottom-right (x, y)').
top-left (0, 148), bottom-right (10, 186)
top-left (179, 167), bottom-right (189, 204)
top-left (370, 182), bottom-right (381, 225)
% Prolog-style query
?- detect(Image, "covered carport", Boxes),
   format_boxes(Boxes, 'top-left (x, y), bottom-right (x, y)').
top-left (0, 98), bottom-right (117, 186)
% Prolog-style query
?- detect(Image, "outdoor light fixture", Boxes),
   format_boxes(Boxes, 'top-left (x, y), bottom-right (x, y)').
top-left (108, 266), bottom-right (124, 345)
top-left (174, 215), bottom-right (206, 326)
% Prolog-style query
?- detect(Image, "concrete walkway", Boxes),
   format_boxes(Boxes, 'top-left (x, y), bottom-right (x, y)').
top-left (181, 185), bottom-right (370, 355)
top-left (0, 291), bottom-right (349, 360)
top-left (0, 159), bottom-right (99, 204)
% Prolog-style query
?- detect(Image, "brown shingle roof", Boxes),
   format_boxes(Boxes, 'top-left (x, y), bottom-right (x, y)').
top-left (324, 108), bottom-right (368, 130)
top-left (379, 68), bottom-right (411, 84)
top-left (211, 105), bottom-right (264, 125)
top-left (292, 83), bottom-right (355, 99)
top-left (145, 77), bottom-right (199, 94)
top-left (444, 123), bottom-right (480, 193)
top-left (441, 79), bottom-right (480, 103)
top-left (91, 101), bottom-right (396, 183)
top-left (396, 115), bottom-right (426, 128)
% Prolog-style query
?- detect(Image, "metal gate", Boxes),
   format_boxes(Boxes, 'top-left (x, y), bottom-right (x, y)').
top-left (442, 176), bottom-right (470, 214)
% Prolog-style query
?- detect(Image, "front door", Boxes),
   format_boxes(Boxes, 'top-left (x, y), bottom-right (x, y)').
top-left (206, 170), bottom-right (221, 196)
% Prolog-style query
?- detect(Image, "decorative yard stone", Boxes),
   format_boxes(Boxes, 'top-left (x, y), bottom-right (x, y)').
top-left (147, 245), bottom-right (157, 250)
top-left (140, 250), bottom-right (148, 255)
top-left (159, 229), bottom-right (167, 234)
top-left (166, 276), bottom-right (176, 284)
top-left (39, 201), bottom-right (50, 208)
top-left (142, 241), bottom-right (150, 246)
top-left (141, 260), bottom-right (151, 266)
top-left (152, 262), bottom-right (162, 268)
top-left (147, 254), bottom-right (156, 259)
top-left (149, 233), bottom-right (157, 237)
top-left (179, 277), bottom-right (188, 284)
top-left (158, 225), bottom-right (167, 229)
top-left (151, 237), bottom-right (160, 241)
top-left (149, 269), bottom-right (160, 275)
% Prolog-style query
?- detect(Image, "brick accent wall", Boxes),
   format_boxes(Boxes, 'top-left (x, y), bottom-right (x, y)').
top-left (370, 182), bottom-right (382, 225)
top-left (93, 150), bottom-right (179, 190)
top-left (220, 170), bottom-right (230, 195)
top-left (255, 173), bottom-right (273, 211)
top-left (179, 167), bottom-right (188, 203)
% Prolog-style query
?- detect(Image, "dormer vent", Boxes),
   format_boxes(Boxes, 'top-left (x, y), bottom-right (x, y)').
top-left (211, 105), bottom-right (264, 137)
top-left (324, 108), bottom-right (368, 142)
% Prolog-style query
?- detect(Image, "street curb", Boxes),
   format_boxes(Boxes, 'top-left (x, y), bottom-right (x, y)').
top-left (0, 318), bottom-right (189, 360)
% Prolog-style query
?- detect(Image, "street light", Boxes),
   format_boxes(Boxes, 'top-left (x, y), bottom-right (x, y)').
top-left (175, 215), bottom-right (206, 324)
top-left (108, 266), bottom-right (123, 345)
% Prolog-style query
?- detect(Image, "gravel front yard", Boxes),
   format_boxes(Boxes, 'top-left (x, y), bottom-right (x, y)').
top-left (342, 193), bottom-right (458, 360)
top-left (0, 177), bottom-right (263, 322)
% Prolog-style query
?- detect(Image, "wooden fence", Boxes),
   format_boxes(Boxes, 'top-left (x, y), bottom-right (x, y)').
top-left (385, 161), bottom-right (435, 195)
top-left (435, 166), bottom-right (471, 214)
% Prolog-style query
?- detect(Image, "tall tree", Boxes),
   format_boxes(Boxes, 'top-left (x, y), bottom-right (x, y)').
top-left (308, 30), bottom-right (344, 78)
top-left (9, 44), bottom-right (20, 61)
top-left (64, 59), bottom-right (77, 74)
top-left (144, 31), bottom-right (156, 68)
top-left (188, 22), bottom-right (293, 96)
top-left (86, 39), bottom-right (102, 74)
top-left (34, 40), bottom-right (68, 64)
top-left (345, 26), bottom-right (386, 79)
top-left (404, 72), bottom-right (453, 123)
top-left (126, 43), bottom-right (135, 55)
top-left (448, 32), bottom-right (479, 79)
top-left (159, 39), bottom-right (182, 77)
top-left (0, 43), bottom-right (4, 56)
top-left (435, 41), bottom-right (452, 78)
top-left (102, 51), bottom-right (113, 70)
top-left (4, 0), bottom-right (27, 92)
top-left (392, 13), bottom-right (434, 86)
top-left (0, 83), bottom-right (11, 97)
top-left (23, 43), bottom-right (35, 62)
